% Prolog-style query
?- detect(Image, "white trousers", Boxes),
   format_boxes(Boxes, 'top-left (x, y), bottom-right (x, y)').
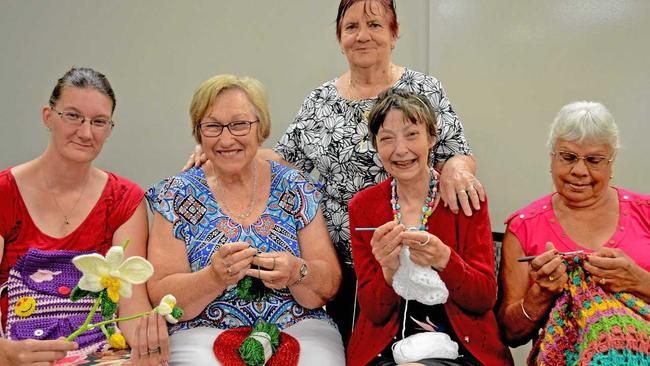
top-left (168, 319), bottom-right (345, 366)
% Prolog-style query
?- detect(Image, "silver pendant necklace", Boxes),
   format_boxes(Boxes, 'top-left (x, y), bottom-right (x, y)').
top-left (212, 162), bottom-right (258, 220)
top-left (44, 171), bottom-right (90, 225)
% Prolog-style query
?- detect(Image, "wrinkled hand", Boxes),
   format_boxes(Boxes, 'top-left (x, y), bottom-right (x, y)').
top-left (131, 314), bottom-right (170, 366)
top-left (585, 247), bottom-right (649, 294)
top-left (209, 242), bottom-right (257, 287)
top-left (529, 242), bottom-right (567, 296)
top-left (248, 251), bottom-right (301, 289)
top-left (401, 230), bottom-right (450, 271)
top-left (0, 337), bottom-right (77, 366)
top-left (439, 161), bottom-right (485, 216)
top-left (370, 221), bottom-right (404, 273)
top-left (181, 144), bottom-right (207, 171)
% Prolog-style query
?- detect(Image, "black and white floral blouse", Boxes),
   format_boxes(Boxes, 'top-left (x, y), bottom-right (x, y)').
top-left (275, 68), bottom-right (472, 268)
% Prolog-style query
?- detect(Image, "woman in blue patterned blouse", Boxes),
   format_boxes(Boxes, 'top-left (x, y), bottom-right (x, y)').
top-left (146, 74), bottom-right (344, 365)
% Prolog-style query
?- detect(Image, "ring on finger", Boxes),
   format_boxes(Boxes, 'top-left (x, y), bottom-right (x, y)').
top-left (418, 234), bottom-right (431, 247)
top-left (600, 277), bottom-right (606, 285)
top-left (226, 267), bottom-right (232, 275)
top-left (467, 186), bottom-right (475, 192)
top-left (457, 189), bottom-right (466, 194)
top-left (148, 345), bottom-right (161, 354)
top-left (258, 267), bottom-right (262, 279)
top-left (548, 274), bottom-right (555, 281)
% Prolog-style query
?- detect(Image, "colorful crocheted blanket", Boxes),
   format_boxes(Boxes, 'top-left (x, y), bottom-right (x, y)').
top-left (530, 254), bottom-right (650, 366)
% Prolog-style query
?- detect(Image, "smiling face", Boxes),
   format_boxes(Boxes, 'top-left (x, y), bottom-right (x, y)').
top-left (376, 109), bottom-right (434, 184)
top-left (551, 139), bottom-right (614, 207)
top-left (14, 296), bottom-right (36, 317)
top-left (338, 0), bottom-right (398, 69)
top-left (200, 88), bottom-right (260, 176)
top-left (43, 87), bottom-right (113, 164)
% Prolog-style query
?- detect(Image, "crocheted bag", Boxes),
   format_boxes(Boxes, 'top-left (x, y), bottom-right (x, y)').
top-left (530, 254), bottom-right (650, 366)
top-left (0, 248), bottom-right (109, 354)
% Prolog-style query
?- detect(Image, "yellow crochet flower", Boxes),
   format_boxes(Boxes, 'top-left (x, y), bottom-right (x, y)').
top-left (108, 332), bottom-right (127, 349)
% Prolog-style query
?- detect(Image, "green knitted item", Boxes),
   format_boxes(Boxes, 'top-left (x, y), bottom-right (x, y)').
top-left (237, 276), bottom-right (272, 301)
top-left (239, 320), bottom-right (281, 366)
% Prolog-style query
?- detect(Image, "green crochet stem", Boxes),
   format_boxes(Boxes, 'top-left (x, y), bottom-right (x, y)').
top-left (239, 320), bottom-right (281, 366)
top-left (65, 295), bottom-right (154, 342)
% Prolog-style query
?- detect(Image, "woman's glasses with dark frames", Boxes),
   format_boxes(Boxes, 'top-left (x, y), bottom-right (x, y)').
top-left (198, 120), bottom-right (259, 137)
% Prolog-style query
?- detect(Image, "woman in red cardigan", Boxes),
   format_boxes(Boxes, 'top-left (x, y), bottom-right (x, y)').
top-left (347, 88), bottom-right (512, 366)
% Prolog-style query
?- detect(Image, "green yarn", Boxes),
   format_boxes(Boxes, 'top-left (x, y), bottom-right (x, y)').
top-left (239, 320), bottom-right (280, 366)
top-left (237, 276), bottom-right (272, 301)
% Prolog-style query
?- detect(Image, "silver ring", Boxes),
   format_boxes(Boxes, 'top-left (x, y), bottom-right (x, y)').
top-left (418, 235), bottom-right (431, 246)
top-left (148, 345), bottom-right (161, 354)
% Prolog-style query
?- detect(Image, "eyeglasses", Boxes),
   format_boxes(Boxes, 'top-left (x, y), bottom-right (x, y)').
top-left (50, 107), bottom-right (114, 131)
top-left (198, 120), bottom-right (259, 137)
top-left (552, 150), bottom-right (613, 170)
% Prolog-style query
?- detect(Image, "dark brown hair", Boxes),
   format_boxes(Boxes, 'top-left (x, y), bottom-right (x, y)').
top-left (49, 67), bottom-right (116, 113)
top-left (336, 0), bottom-right (398, 40)
top-left (368, 88), bottom-right (438, 150)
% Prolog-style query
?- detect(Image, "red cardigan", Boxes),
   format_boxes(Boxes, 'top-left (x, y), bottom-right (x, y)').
top-left (347, 179), bottom-right (513, 366)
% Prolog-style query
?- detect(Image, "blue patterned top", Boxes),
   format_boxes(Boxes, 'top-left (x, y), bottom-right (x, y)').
top-left (146, 161), bottom-right (334, 333)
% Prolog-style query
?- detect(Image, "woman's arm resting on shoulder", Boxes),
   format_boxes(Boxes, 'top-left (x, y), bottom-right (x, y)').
top-left (437, 155), bottom-right (485, 217)
top-left (182, 145), bottom-right (296, 171)
top-left (0, 338), bottom-right (77, 366)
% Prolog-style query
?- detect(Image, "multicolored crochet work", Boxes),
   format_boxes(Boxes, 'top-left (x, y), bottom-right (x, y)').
top-left (530, 254), bottom-right (650, 366)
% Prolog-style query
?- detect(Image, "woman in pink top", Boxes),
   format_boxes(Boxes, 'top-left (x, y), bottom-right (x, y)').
top-left (497, 101), bottom-right (650, 347)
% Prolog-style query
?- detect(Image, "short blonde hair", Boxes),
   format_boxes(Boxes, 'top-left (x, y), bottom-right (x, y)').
top-left (190, 74), bottom-right (271, 143)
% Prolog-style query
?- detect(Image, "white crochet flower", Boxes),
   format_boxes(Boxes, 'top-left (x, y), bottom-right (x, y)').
top-left (72, 246), bottom-right (154, 302)
top-left (156, 294), bottom-right (180, 324)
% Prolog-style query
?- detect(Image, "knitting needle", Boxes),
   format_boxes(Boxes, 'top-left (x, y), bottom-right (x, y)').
top-left (517, 250), bottom-right (584, 262)
top-left (354, 227), bottom-right (378, 231)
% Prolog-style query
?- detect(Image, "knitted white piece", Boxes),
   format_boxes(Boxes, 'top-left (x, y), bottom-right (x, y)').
top-left (392, 247), bottom-right (449, 305)
top-left (392, 331), bottom-right (459, 363)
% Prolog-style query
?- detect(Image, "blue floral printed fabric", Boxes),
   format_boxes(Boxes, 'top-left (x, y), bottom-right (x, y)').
top-left (146, 161), bottom-right (333, 333)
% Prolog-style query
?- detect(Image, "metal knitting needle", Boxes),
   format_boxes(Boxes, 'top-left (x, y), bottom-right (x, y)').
top-left (354, 227), bottom-right (378, 231)
top-left (517, 250), bottom-right (584, 262)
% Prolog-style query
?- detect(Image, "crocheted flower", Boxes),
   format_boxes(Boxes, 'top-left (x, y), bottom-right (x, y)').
top-left (156, 294), bottom-right (183, 324)
top-left (72, 246), bottom-right (154, 302)
top-left (108, 332), bottom-right (127, 349)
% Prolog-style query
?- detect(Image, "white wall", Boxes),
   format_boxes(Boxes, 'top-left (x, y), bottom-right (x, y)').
top-left (2, 3), bottom-right (649, 363)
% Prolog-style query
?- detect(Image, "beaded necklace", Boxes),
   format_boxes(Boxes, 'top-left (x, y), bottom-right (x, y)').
top-left (390, 171), bottom-right (437, 230)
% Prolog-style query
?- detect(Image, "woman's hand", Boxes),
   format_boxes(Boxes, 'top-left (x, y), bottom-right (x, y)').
top-left (528, 243), bottom-right (567, 296)
top-left (585, 248), bottom-right (650, 296)
top-left (181, 145), bottom-right (207, 171)
top-left (438, 155), bottom-right (485, 216)
top-left (401, 231), bottom-right (451, 271)
top-left (371, 221), bottom-right (404, 274)
top-left (130, 314), bottom-right (170, 366)
top-left (0, 338), bottom-right (77, 366)
top-left (248, 251), bottom-right (302, 289)
top-left (209, 242), bottom-right (258, 287)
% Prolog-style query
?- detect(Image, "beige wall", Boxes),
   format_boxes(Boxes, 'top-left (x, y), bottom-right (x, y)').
top-left (2, 2), bottom-right (649, 363)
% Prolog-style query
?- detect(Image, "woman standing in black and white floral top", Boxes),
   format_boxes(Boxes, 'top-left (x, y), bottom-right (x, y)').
top-left (186, 0), bottom-right (485, 347)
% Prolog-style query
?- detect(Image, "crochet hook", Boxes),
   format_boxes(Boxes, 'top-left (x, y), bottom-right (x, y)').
top-left (517, 250), bottom-right (584, 262)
